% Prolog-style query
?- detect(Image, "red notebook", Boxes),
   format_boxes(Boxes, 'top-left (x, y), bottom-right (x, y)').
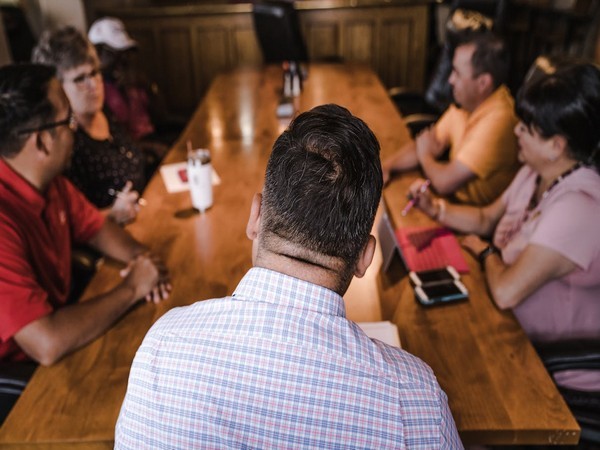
top-left (394, 226), bottom-right (470, 273)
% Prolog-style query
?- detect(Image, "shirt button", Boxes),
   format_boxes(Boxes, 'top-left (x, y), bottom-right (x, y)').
top-left (126, 151), bottom-right (133, 159)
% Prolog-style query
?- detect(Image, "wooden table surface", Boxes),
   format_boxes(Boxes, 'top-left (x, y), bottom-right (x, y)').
top-left (0, 64), bottom-right (579, 448)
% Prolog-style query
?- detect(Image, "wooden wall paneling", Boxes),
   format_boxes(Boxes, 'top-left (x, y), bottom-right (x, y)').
top-left (159, 27), bottom-right (196, 114)
top-left (229, 17), bottom-right (262, 66)
top-left (408, 6), bottom-right (428, 90)
top-left (344, 19), bottom-right (377, 65)
top-left (302, 14), bottom-right (341, 61)
top-left (124, 23), bottom-right (165, 106)
top-left (193, 20), bottom-right (232, 101)
top-left (380, 17), bottom-right (410, 89)
top-left (101, 2), bottom-right (430, 116)
top-left (124, 26), bottom-right (160, 88)
top-left (379, 6), bottom-right (427, 91)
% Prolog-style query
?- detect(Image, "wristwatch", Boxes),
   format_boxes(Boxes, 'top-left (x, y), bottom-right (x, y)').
top-left (478, 245), bottom-right (499, 268)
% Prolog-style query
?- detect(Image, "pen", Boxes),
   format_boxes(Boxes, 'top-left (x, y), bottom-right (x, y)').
top-left (401, 179), bottom-right (431, 216)
top-left (108, 188), bottom-right (148, 206)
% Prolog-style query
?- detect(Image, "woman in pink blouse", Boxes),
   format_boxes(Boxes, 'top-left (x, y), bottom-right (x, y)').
top-left (409, 62), bottom-right (600, 392)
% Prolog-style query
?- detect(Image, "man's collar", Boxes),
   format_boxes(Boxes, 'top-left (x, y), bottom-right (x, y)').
top-left (0, 157), bottom-right (46, 215)
top-left (476, 84), bottom-right (509, 111)
top-left (233, 267), bottom-right (347, 317)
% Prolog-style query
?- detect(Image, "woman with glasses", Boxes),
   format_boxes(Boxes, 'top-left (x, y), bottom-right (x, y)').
top-left (32, 27), bottom-right (147, 225)
top-left (408, 62), bottom-right (600, 392)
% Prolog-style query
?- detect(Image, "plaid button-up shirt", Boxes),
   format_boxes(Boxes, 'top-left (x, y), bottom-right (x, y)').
top-left (116, 267), bottom-right (462, 449)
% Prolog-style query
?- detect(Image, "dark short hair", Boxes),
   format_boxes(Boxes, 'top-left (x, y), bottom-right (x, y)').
top-left (32, 26), bottom-right (97, 77)
top-left (516, 62), bottom-right (600, 171)
top-left (0, 63), bottom-right (56, 157)
top-left (460, 31), bottom-right (509, 88)
top-left (262, 104), bottom-right (382, 273)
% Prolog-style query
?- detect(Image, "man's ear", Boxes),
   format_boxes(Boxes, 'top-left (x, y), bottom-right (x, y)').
top-left (246, 192), bottom-right (262, 241)
top-left (35, 132), bottom-right (50, 157)
top-left (477, 72), bottom-right (494, 96)
top-left (354, 235), bottom-right (376, 278)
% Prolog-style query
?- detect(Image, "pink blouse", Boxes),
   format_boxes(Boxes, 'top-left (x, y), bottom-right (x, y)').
top-left (494, 165), bottom-right (600, 391)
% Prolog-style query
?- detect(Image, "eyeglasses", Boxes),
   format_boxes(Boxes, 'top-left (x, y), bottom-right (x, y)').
top-left (67, 68), bottom-right (101, 87)
top-left (17, 110), bottom-right (78, 136)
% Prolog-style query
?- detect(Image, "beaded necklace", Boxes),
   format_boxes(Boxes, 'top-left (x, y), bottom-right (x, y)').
top-left (524, 162), bottom-right (582, 221)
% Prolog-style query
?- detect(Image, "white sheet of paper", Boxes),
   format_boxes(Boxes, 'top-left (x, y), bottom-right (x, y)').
top-left (160, 161), bottom-right (221, 193)
top-left (356, 321), bottom-right (401, 348)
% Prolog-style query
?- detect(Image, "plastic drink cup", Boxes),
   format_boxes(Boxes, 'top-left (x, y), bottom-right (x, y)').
top-left (187, 148), bottom-right (213, 212)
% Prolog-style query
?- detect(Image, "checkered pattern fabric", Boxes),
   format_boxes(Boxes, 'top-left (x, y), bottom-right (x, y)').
top-left (116, 268), bottom-right (462, 449)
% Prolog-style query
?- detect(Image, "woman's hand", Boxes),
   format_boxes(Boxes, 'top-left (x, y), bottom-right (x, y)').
top-left (109, 181), bottom-right (140, 225)
top-left (461, 234), bottom-right (488, 258)
top-left (407, 178), bottom-right (437, 217)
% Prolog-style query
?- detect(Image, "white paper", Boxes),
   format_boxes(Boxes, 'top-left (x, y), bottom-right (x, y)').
top-left (356, 321), bottom-right (401, 348)
top-left (160, 161), bottom-right (221, 193)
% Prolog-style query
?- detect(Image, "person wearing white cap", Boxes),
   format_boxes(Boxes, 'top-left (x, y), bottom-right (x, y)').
top-left (87, 17), bottom-right (160, 144)
top-left (88, 17), bottom-right (137, 51)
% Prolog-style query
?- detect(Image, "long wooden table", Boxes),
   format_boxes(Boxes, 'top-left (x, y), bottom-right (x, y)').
top-left (0, 64), bottom-right (579, 448)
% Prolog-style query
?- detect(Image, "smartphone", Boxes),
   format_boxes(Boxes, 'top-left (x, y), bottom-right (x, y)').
top-left (414, 280), bottom-right (468, 306)
top-left (409, 266), bottom-right (460, 286)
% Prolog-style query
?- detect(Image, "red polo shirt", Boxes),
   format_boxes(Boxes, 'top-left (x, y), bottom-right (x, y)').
top-left (0, 159), bottom-right (104, 361)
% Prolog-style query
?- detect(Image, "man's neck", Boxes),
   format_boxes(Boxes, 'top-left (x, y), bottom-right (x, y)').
top-left (1, 154), bottom-right (48, 192)
top-left (255, 239), bottom-right (351, 296)
top-left (467, 85), bottom-right (498, 114)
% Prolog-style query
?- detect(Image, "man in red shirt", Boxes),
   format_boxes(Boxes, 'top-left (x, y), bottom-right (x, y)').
top-left (0, 64), bottom-right (171, 366)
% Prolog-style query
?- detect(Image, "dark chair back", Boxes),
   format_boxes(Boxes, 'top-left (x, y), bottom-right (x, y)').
top-left (535, 340), bottom-right (600, 446)
top-left (0, 362), bottom-right (37, 425)
top-left (252, 0), bottom-right (308, 64)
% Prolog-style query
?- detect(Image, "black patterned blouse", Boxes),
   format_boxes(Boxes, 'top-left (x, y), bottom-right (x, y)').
top-left (66, 118), bottom-right (146, 209)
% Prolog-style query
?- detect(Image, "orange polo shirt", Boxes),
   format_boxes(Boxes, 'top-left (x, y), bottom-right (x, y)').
top-left (435, 85), bottom-right (520, 206)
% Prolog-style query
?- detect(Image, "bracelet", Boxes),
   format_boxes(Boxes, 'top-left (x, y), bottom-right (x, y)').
top-left (478, 245), bottom-right (499, 268)
top-left (432, 198), bottom-right (446, 222)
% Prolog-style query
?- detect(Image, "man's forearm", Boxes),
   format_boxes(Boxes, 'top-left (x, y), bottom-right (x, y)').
top-left (384, 141), bottom-right (418, 174)
top-left (14, 282), bottom-right (138, 366)
top-left (420, 153), bottom-right (474, 196)
top-left (87, 220), bottom-right (147, 263)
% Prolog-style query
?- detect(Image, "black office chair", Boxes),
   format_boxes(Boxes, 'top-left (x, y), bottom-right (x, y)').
top-left (0, 361), bottom-right (37, 425)
top-left (535, 340), bottom-right (600, 447)
top-left (389, 0), bottom-right (505, 137)
top-left (252, 0), bottom-right (308, 64)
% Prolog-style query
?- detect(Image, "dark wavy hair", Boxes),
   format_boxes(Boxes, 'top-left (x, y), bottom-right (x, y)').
top-left (0, 63), bottom-right (56, 157)
top-left (261, 104), bottom-right (382, 278)
top-left (468, 31), bottom-right (509, 89)
top-left (516, 62), bottom-right (600, 171)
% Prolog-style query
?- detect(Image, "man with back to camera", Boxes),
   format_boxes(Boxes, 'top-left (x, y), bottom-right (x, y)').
top-left (115, 104), bottom-right (462, 448)
top-left (383, 31), bottom-right (520, 206)
top-left (0, 63), bottom-right (171, 369)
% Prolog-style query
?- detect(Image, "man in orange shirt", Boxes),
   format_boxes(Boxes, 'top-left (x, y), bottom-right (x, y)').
top-left (383, 32), bottom-right (519, 206)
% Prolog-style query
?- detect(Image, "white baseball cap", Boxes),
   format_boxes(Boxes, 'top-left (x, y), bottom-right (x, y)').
top-left (88, 17), bottom-right (137, 51)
